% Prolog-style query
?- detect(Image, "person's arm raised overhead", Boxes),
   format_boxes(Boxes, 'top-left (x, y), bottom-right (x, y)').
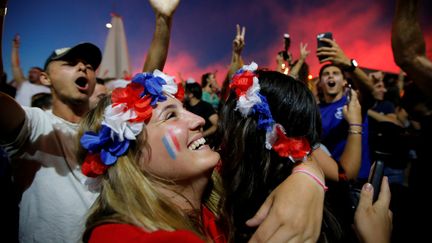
top-left (0, 0), bottom-right (25, 144)
top-left (289, 42), bottom-right (310, 79)
top-left (11, 34), bottom-right (26, 86)
top-left (222, 24), bottom-right (245, 100)
top-left (143, 0), bottom-right (180, 72)
top-left (392, 0), bottom-right (432, 97)
top-left (229, 24), bottom-right (246, 77)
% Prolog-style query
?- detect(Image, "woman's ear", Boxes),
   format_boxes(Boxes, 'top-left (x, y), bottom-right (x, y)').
top-left (40, 72), bottom-right (52, 86)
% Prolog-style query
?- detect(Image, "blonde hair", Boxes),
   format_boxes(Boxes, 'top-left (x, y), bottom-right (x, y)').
top-left (77, 96), bottom-right (223, 242)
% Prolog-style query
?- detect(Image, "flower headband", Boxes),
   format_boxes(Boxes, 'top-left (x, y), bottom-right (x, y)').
top-left (229, 62), bottom-right (311, 163)
top-left (80, 70), bottom-right (180, 177)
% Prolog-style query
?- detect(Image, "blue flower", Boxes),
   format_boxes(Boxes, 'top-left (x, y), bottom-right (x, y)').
top-left (100, 137), bottom-right (130, 165)
top-left (144, 76), bottom-right (167, 106)
top-left (80, 125), bottom-right (130, 166)
top-left (132, 72), bottom-right (167, 106)
top-left (132, 73), bottom-right (154, 98)
top-left (252, 94), bottom-right (275, 132)
top-left (80, 125), bottom-right (111, 153)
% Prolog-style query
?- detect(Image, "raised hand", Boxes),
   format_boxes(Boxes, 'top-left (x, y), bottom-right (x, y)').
top-left (233, 24), bottom-right (246, 55)
top-left (299, 42), bottom-right (310, 60)
top-left (316, 38), bottom-right (351, 69)
top-left (13, 34), bottom-right (20, 48)
top-left (148, 0), bottom-right (180, 18)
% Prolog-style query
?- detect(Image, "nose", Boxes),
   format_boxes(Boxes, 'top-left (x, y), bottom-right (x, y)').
top-left (185, 110), bottom-right (205, 131)
top-left (77, 62), bottom-right (87, 72)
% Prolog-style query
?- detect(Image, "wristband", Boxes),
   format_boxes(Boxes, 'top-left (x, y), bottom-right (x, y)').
top-left (349, 123), bottom-right (362, 127)
top-left (292, 168), bottom-right (328, 191)
top-left (348, 130), bottom-right (363, 135)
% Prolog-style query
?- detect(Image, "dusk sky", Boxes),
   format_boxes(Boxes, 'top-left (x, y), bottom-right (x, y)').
top-left (3, 0), bottom-right (431, 84)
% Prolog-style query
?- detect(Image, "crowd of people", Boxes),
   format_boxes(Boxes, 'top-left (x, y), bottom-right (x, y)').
top-left (1, 0), bottom-right (431, 242)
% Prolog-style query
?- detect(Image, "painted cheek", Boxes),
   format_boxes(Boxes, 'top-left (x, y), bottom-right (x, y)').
top-left (161, 128), bottom-right (182, 160)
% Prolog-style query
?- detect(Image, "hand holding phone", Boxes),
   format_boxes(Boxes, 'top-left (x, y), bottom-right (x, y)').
top-left (345, 84), bottom-right (352, 104)
top-left (368, 160), bottom-right (385, 203)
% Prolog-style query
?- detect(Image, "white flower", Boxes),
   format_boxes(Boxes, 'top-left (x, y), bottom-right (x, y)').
top-left (102, 104), bottom-right (143, 141)
top-left (236, 74), bottom-right (262, 117)
top-left (242, 62), bottom-right (258, 72)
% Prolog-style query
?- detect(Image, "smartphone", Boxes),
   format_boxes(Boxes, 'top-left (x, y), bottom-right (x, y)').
top-left (317, 32), bottom-right (333, 48)
top-left (368, 160), bottom-right (385, 203)
top-left (317, 32), bottom-right (333, 61)
top-left (345, 84), bottom-right (352, 104)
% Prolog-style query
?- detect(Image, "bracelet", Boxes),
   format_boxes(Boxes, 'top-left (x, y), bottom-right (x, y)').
top-left (292, 168), bottom-right (328, 191)
top-left (348, 130), bottom-right (363, 135)
top-left (349, 123), bottom-right (362, 127)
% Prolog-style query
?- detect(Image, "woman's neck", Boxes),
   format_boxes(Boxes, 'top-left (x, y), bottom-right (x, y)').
top-left (157, 175), bottom-right (209, 211)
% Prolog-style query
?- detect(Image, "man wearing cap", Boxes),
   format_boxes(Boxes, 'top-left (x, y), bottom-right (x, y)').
top-left (0, 0), bottom-right (179, 242)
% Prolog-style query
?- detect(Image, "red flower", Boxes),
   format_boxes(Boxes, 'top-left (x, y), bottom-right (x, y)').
top-left (272, 126), bottom-right (311, 161)
top-left (175, 83), bottom-right (185, 101)
top-left (81, 153), bottom-right (109, 178)
top-left (112, 82), bottom-right (154, 123)
top-left (131, 95), bottom-right (153, 123)
top-left (230, 71), bottom-right (255, 97)
top-left (111, 83), bottom-right (144, 110)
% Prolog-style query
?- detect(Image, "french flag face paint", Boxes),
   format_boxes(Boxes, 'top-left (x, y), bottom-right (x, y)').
top-left (162, 129), bottom-right (181, 160)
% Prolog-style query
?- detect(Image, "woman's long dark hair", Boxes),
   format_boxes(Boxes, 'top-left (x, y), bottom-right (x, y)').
top-left (216, 71), bottom-right (330, 242)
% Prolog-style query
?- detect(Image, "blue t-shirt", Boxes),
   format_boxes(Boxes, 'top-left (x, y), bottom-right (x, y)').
top-left (202, 91), bottom-right (220, 110)
top-left (319, 95), bottom-right (371, 180)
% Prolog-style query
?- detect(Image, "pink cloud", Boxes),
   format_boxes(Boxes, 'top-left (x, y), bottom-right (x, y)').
top-left (131, 49), bottom-right (230, 86)
top-left (129, 0), bottom-right (431, 84)
top-left (258, 0), bottom-right (404, 76)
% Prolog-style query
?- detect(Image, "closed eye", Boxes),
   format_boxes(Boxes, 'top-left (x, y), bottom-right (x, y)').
top-left (165, 111), bottom-right (178, 120)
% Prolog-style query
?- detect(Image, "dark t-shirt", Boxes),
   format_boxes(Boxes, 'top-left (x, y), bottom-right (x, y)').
top-left (368, 100), bottom-right (409, 168)
top-left (369, 100), bottom-right (396, 130)
top-left (185, 100), bottom-right (216, 132)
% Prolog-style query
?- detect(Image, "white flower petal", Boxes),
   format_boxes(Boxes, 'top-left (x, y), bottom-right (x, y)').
top-left (102, 104), bottom-right (141, 142)
top-left (242, 62), bottom-right (258, 72)
top-left (154, 69), bottom-right (178, 94)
